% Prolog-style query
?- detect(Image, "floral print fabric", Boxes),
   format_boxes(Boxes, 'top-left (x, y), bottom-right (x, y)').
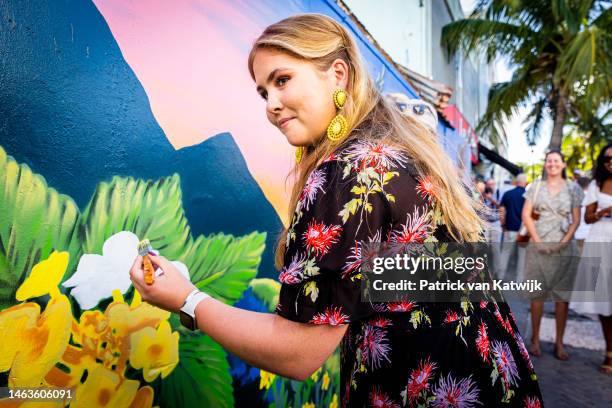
top-left (276, 138), bottom-right (543, 407)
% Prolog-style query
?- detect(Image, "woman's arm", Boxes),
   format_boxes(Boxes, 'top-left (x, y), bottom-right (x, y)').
top-left (584, 202), bottom-right (612, 224)
top-left (521, 199), bottom-right (541, 242)
top-left (130, 254), bottom-right (346, 381)
top-left (584, 202), bottom-right (599, 224)
top-left (560, 206), bottom-right (581, 243)
top-left (193, 296), bottom-right (347, 381)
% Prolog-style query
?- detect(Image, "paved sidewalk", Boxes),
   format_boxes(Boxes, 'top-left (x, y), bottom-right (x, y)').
top-left (510, 300), bottom-right (612, 407)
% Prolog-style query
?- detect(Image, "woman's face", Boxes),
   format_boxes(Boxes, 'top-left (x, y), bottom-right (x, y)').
top-left (544, 152), bottom-right (566, 177)
top-left (604, 147), bottom-right (612, 174)
top-left (252, 48), bottom-right (346, 146)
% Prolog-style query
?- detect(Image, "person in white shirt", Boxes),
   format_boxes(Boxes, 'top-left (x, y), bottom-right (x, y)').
top-left (573, 176), bottom-right (592, 252)
top-left (570, 144), bottom-right (612, 374)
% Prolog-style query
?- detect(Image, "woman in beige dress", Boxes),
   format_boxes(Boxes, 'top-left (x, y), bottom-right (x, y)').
top-left (522, 150), bottom-right (584, 360)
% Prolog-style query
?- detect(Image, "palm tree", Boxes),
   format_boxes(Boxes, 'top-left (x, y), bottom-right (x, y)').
top-left (441, 0), bottom-right (611, 150)
top-left (567, 103), bottom-right (612, 160)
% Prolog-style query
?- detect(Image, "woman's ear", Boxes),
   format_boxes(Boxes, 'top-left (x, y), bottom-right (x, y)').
top-left (329, 58), bottom-right (349, 89)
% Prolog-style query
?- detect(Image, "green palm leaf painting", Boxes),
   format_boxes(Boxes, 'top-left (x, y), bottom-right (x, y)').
top-left (0, 146), bottom-right (81, 307)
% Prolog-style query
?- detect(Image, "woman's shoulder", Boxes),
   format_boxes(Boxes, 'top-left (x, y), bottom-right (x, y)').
top-left (587, 179), bottom-right (599, 191)
top-left (319, 137), bottom-right (421, 182)
top-left (567, 179), bottom-right (584, 194)
top-left (525, 177), bottom-right (544, 195)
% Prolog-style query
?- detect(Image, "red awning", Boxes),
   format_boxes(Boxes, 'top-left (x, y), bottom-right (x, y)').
top-left (442, 105), bottom-right (478, 164)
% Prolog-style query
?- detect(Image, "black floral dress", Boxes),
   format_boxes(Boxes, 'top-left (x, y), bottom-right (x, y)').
top-left (275, 138), bottom-right (543, 408)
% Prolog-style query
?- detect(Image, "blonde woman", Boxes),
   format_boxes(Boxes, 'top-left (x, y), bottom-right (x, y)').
top-left (130, 14), bottom-right (542, 406)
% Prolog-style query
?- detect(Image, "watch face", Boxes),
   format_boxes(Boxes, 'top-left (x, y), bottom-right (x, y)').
top-left (180, 310), bottom-right (196, 331)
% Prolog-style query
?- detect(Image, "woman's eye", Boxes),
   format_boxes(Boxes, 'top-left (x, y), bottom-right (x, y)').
top-left (276, 76), bottom-right (289, 86)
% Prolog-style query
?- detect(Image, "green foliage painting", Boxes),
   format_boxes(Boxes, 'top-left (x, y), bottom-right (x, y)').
top-left (0, 145), bottom-right (340, 407)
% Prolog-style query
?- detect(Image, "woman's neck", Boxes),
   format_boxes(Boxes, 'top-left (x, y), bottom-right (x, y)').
top-left (546, 175), bottom-right (564, 183)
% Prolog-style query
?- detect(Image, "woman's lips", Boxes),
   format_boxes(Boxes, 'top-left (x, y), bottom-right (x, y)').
top-left (279, 117), bottom-right (295, 128)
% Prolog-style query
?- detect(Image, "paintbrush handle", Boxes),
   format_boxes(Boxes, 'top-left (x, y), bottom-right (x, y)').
top-left (143, 254), bottom-right (155, 285)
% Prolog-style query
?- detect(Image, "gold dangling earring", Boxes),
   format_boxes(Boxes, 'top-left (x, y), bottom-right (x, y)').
top-left (327, 89), bottom-right (348, 143)
top-left (295, 146), bottom-right (304, 164)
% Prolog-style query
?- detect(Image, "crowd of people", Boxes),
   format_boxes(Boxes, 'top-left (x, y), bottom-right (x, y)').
top-left (475, 144), bottom-right (612, 375)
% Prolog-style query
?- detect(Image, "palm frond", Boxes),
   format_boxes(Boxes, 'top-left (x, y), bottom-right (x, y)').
top-left (475, 62), bottom-right (545, 141)
top-left (523, 98), bottom-right (548, 145)
top-left (472, 0), bottom-right (552, 31)
top-left (556, 25), bottom-right (611, 101)
top-left (444, 0), bottom-right (611, 149)
top-left (441, 19), bottom-right (533, 62)
top-left (591, 2), bottom-right (612, 26)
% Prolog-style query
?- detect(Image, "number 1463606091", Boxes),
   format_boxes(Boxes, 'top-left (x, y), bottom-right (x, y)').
top-left (2, 387), bottom-right (74, 402)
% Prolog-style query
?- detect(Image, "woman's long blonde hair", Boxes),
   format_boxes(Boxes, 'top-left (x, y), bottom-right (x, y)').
top-left (247, 14), bottom-right (486, 269)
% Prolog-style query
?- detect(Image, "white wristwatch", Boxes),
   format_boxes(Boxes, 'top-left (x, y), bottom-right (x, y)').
top-left (179, 289), bottom-right (210, 331)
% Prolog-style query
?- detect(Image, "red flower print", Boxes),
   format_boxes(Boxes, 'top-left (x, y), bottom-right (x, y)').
top-left (342, 230), bottom-right (383, 278)
top-left (369, 387), bottom-right (400, 408)
top-left (369, 316), bottom-right (393, 328)
top-left (476, 322), bottom-right (490, 363)
top-left (344, 140), bottom-right (409, 173)
top-left (278, 252), bottom-right (307, 284)
top-left (432, 374), bottom-right (480, 408)
top-left (303, 220), bottom-right (342, 258)
top-left (416, 175), bottom-right (436, 201)
top-left (492, 340), bottom-right (520, 388)
top-left (358, 324), bottom-right (391, 370)
top-left (389, 206), bottom-right (431, 244)
top-left (505, 319), bottom-right (514, 335)
top-left (514, 332), bottom-right (534, 372)
top-left (372, 303), bottom-right (388, 313)
top-left (298, 168), bottom-right (326, 211)
top-left (406, 358), bottom-right (437, 405)
top-left (387, 300), bottom-right (416, 312)
top-left (523, 396), bottom-right (542, 408)
top-left (509, 310), bottom-right (518, 327)
top-left (342, 241), bottom-right (363, 278)
top-left (323, 152), bottom-right (337, 163)
top-left (493, 305), bottom-right (515, 336)
top-left (310, 306), bottom-right (349, 325)
top-left (444, 310), bottom-right (460, 323)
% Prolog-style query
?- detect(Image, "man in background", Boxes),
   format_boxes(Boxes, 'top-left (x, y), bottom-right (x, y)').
top-left (499, 173), bottom-right (528, 281)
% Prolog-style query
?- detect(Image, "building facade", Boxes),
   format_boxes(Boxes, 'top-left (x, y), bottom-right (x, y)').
top-left (345, 0), bottom-right (511, 180)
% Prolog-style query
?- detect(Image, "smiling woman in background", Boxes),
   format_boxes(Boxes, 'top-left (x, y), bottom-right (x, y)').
top-left (130, 13), bottom-right (542, 406)
top-left (522, 150), bottom-right (584, 361)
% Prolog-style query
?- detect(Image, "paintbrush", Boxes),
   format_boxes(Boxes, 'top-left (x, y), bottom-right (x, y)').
top-left (137, 239), bottom-right (155, 285)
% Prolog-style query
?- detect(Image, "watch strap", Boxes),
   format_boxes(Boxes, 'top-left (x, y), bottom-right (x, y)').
top-left (181, 290), bottom-right (210, 318)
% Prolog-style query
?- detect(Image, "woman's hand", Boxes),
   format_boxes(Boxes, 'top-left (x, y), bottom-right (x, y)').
top-left (535, 242), bottom-right (550, 254)
top-left (522, 199), bottom-right (541, 243)
top-left (549, 241), bottom-right (568, 253)
top-left (129, 254), bottom-right (197, 313)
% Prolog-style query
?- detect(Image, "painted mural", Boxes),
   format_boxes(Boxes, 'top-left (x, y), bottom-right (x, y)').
top-left (0, 0), bottom-right (419, 406)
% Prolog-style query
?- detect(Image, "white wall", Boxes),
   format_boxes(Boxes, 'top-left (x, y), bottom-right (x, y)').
top-left (344, 0), bottom-right (432, 77)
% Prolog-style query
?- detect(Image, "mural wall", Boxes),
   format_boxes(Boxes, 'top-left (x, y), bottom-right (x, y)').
top-left (0, 0), bottom-right (418, 406)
